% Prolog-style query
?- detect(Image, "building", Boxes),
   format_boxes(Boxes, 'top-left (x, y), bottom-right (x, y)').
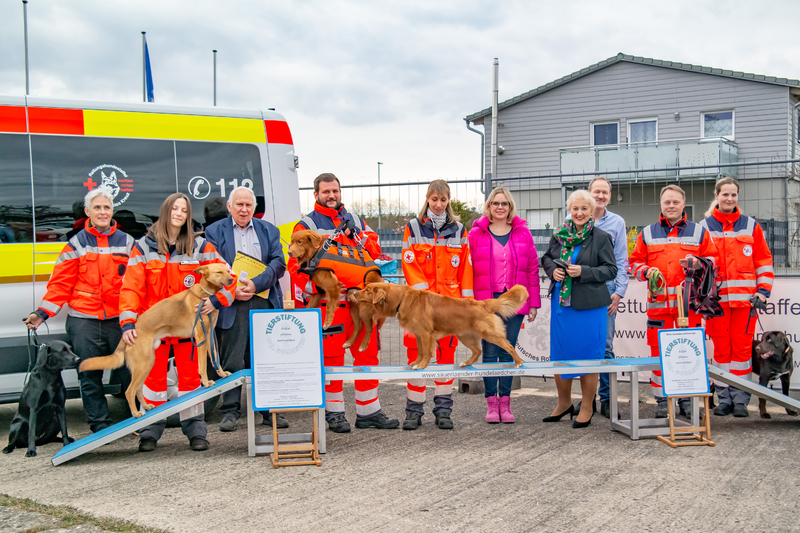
top-left (465, 53), bottom-right (800, 267)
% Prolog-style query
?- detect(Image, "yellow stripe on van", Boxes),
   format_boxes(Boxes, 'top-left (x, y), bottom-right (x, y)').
top-left (83, 110), bottom-right (267, 143)
top-left (0, 243), bottom-right (64, 283)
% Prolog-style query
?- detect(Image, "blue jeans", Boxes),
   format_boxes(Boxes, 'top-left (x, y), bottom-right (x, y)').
top-left (482, 301), bottom-right (524, 397)
top-left (598, 281), bottom-right (616, 403)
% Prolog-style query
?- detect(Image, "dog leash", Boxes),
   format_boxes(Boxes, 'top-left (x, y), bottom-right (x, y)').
top-left (191, 304), bottom-right (223, 376)
top-left (23, 323), bottom-right (48, 387)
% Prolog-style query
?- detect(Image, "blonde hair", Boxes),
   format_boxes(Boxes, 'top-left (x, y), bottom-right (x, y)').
top-left (483, 187), bottom-right (517, 223)
top-left (418, 179), bottom-right (460, 223)
top-left (566, 189), bottom-right (596, 212)
top-left (660, 184), bottom-right (686, 200)
top-left (704, 177), bottom-right (740, 218)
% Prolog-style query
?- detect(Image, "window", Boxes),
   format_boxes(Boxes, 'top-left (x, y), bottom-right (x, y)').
top-left (592, 122), bottom-right (618, 146)
top-left (629, 119), bottom-right (657, 143)
top-left (526, 209), bottom-right (552, 230)
top-left (0, 134), bottom-right (33, 243)
top-left (702, 111), bottom-right (734, 139)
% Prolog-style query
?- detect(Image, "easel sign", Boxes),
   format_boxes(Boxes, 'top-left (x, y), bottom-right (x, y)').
top-left (249, 309), bottom-right (324, 410)
top-left (658, 327), bottom-right (710, 396)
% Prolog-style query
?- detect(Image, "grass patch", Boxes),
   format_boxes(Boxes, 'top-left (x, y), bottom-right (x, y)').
top-left (0, 493), bottom-right (171, 533)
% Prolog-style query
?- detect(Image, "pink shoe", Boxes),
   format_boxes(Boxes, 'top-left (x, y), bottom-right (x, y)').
top-left (499, 396), bottom-right (515, 423)
top-left (486, 396), bottom-right (500, 423)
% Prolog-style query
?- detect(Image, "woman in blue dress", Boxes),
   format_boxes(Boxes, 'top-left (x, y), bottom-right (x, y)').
top-left (541, 190), bottom-right (617, 428)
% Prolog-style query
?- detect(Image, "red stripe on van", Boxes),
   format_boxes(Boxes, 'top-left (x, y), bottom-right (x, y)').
top-left (28, 107), bottom-right (85, 135)
top-left (264, 120), bottom-right (293, 145)
top-left (0, 106), bottom-right (27, 133)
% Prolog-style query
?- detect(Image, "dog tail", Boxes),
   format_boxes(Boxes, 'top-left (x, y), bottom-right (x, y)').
top-left (483, 285), bottom-right (529, 318)
top-left (78, 343), bottom-right (125, 372)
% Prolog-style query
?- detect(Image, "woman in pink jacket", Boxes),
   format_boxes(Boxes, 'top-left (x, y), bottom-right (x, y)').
top-left (468, 187), bottom-right (541, 423)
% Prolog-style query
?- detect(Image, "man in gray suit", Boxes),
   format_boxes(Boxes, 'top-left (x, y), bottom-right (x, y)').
top-left (205, 187), bottom-right (286, 432)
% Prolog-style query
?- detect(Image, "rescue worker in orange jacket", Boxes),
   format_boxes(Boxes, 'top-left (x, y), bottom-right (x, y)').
top-left (120, 193), bottom-right (237, 452)
top-left (401, 179), bottom-right (474, 431)
top-left (288, 173), bottom-right (399, 433)
top-left (630, 184), bottom-right (718, 419)
top-left (700, 177), bottom-right (773, 417)
top-left (24, 187), bottom-right (134, 433)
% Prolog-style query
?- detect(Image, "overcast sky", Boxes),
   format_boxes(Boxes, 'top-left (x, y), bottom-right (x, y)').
top-left (2, 0), bottom-right (800, 199)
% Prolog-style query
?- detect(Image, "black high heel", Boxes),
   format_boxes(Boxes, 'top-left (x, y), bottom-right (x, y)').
top-left (542, 404), bottom-right (575, 423)
top-left (572, 412), bottom-right (594, 429)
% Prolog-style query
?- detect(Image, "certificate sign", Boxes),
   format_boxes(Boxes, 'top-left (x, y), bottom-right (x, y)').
top-left (249, 309), bottom-right (324, 410)
top-left (658, 328), bottom-right (710, 396)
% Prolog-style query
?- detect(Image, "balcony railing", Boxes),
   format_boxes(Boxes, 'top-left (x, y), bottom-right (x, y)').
top-left (559, 137), bottom-right (738, 183)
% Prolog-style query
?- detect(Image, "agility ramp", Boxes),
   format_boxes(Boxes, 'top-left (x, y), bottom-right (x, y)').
top-left (51, 371), bottom-right (248, 466)
top-left (708, 366), bottom-right (800, 414)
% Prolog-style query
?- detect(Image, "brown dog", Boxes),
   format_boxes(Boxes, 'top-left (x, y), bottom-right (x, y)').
top-left (288, 229), bottom-right (383, 331)
top-left (351, 282), bottom-right (528, 369)
top-left (78, 263), bottom-right (234, 418)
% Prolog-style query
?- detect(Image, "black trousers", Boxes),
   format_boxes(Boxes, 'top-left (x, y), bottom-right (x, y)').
top-left (65, 315), bottom-right (125, 432)
top-left (214, 296), bottom-right (273, 419)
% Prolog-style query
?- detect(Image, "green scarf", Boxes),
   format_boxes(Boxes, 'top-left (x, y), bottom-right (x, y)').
top-left (553, 217), bottom-right (594, 307)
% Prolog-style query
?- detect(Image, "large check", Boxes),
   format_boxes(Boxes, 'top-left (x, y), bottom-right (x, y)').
top-left (249, 309), bottom-right (324, 410)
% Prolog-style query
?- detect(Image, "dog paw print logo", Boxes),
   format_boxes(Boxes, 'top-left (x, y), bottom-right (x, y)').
top-left (85, 164), bottom-right (134, 207)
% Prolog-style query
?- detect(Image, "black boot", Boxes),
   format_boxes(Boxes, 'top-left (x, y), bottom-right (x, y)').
top-left (402, 412), bottom-right (422, 430)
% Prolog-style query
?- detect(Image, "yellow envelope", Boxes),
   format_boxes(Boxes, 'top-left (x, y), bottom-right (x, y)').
top-left (231, 251), bottom-right (269, 299)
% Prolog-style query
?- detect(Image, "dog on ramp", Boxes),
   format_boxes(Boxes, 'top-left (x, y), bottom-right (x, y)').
top-left (351, 283), bottom-right (528, 370)
top-left (79, 263), bottom-right (234, 418)
top-left (752, 331), bottom-right (798, 419)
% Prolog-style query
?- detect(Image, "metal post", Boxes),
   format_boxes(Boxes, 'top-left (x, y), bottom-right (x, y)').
top-left (490, 58), bottom-right (499, 187)
top-left (377, 162), bottom-right (383, 230)
top-left (213, 49), bottom-right (217, 106)
top-left (23, 0), bottom-right (29, 95)
top-left (141, 32), bottom-right (146, 102)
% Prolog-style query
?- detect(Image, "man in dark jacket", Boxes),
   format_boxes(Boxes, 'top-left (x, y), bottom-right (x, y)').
top-left (205, 187), bottom-right (286, 432)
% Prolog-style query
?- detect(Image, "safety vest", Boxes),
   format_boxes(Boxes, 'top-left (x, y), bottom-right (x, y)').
top-left (401, 217), bottom-right (474, 298)
top-left (37, 220), bottom-right (134, 321)
top-left (288, 203), bottom-right (381, 304)
top-left (699, 207), bottom-right (773, 307)
top-left (119, 233), bottom-right (236, 332)
top-left (630, 213), bottom-right (718, 316)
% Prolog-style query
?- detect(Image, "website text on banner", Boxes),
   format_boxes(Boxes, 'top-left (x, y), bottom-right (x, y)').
top-left (516, 275), bottom-right (800, 389)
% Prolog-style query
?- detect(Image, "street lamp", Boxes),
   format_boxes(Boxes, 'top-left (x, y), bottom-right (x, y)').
top-left (377, 162), bottom-right (383, 230)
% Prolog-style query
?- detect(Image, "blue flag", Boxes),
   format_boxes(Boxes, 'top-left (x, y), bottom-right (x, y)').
top-left (144, 40), bottom-right (154, 102)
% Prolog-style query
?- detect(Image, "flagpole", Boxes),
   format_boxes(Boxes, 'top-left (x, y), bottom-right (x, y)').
top-left (23, 0), bottom-right (29, 95)
top-left (141, 32), bottom-right (146, 102)
top-left (213, 49), bottom-right (217, 106)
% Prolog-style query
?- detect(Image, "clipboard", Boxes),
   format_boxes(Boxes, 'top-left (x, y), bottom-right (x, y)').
top-left (232, 251), bottom-right (269, 299)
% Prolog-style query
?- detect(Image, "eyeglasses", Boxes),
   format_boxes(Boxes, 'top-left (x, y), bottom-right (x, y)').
top-left (491, 202), bottom-right (509, 208)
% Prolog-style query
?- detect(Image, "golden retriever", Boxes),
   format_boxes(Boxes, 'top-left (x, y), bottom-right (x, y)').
top-left (78, 263), bottom-right (234, 417)
top-left (288, 229), bottom-right (383, 332)
top-left (350, 283), bottom-right (528, 369)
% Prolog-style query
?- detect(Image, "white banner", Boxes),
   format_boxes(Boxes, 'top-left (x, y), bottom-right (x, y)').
top-left (516, 275), bottom-right (800, 388)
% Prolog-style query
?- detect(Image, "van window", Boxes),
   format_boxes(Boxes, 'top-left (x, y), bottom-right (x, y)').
top-left (176, 142), bottom-right (264, 229)
top-left (30, 136), bottom-right (177, 241)
top-left (0, 134), bottom-right (33, 244)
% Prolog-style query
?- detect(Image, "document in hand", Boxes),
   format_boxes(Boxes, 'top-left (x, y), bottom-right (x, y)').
top-left (231, 251), bottom-right (269, 299)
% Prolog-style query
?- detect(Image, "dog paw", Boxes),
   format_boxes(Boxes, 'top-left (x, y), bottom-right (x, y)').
top-left (219, 371), bottom-right (231, 378)
top-left (143, 403), bottom-right (155, 411)
top-left (514, 362), bottom-right (524, 368)
top-left (133, 410), bottom-right (144, 418)
top-left (202, 379), bottom-right (216, 388)
top-left (760, 412), bottom-right (772, 419)
top-left (64, 437), bottom-right (75, 445)
top-left (458, 362), bottom-right (467, 368)
top-left (787, 410), bottom-right (799, 416)
top-left (2, 447), bottom-right (11, 454)
top-left (25, 450), bottom-right (37, 458)
top-left (342, 341), bottom-right (353, 349)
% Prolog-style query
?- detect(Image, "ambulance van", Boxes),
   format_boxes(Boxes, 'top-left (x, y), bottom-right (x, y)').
top-left (0, 96), bottom-right (301, 402)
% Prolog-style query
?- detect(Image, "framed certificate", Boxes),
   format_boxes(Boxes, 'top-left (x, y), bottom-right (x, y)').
top-left (658, 327), bottom-right (710, 396)
top-left (249, 309), bottom-right (324, 410)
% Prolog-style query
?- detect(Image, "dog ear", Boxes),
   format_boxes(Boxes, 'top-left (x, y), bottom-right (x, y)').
top-left (372, 288), bottom-right (387, 305)
top-left (193, 265), bottom-right (209, 276)
top-left (34, 344), bottom-right (50, 370)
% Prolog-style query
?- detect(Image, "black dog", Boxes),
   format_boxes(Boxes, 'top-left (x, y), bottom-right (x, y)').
top-left (752, 331), bottom-right (798, 419)
top-left (3, 340), bottom-right (80, 457)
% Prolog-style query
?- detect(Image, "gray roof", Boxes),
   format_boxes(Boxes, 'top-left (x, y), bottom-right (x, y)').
top-left (465, 52), bottom-right (800, 122)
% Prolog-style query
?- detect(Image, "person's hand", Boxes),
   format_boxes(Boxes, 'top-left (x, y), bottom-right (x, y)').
top-left (553, 268), bottom-right (566, 282)
top-left (122, 330), bottom-right (137, 346)
top-left (235, 280), bottom-right (256, 301)
top-left (566, 264), bottom-right (582, 278)
top-left (678, 254), bottom-right (696, 268)
top-left (195, 298), bottom-right (216, 316)
top-left (645, 267), bottom-right (660, 280)
top-left (608, 293), bottom-right (621, 316)
top-left (527, 308), bottom-right (538, 322)
top-left (23, 313), bottom-right (44, 330)
top-left (756, 293), bottom-right (767, 303)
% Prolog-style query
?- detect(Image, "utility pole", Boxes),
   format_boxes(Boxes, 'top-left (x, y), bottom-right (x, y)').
top-left (23, 0), bottom-right (29, 95)
top-left (213, 50), bottom-right (217, 106)
top-left (377, 162), bottom-right (383, 230)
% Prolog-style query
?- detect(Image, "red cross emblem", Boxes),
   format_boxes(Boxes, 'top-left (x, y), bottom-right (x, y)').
top-left (82, 177), bottom-right (97, 190)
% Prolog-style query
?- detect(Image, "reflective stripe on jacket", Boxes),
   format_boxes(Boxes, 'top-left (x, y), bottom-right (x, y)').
top-left (37, 220), bottom-right (134, 321)
top-left (402, 217), bottom-right (474, 298)
top-left (119, 234), bottom-right (236, 332)
top-left (700, 206), bottom-right (773, 306)
top-left (288, 203), bottom-right (381, 305)
top-left (630, 213), bottom-right (718, 316)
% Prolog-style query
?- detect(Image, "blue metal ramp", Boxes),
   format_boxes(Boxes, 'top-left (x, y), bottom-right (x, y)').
top-left (52, 370), bottom-right (248, 466)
